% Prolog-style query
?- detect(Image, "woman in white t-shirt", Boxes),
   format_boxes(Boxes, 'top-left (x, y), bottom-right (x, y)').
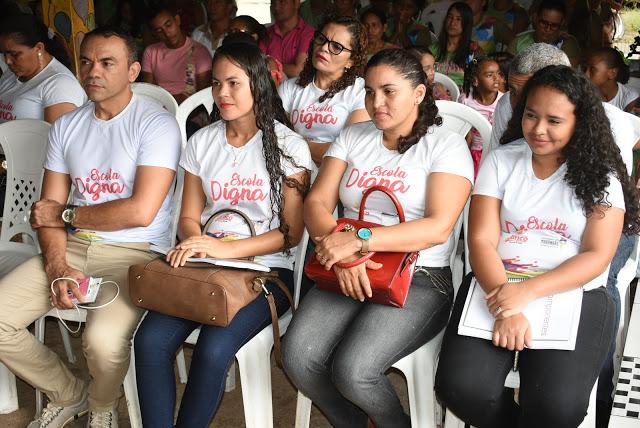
top-left (133, 42), bottom-right (312, 428)
top-left (282, 49), bottom-right (474, 427)
top-left (435, 65), bottom-right (640, 427)
top-left (278, 16), bottom-right (370, 166)
top-left (585, 47), bottom-right (640, 112)
top-left (0, 14), bottom-right (86, 124)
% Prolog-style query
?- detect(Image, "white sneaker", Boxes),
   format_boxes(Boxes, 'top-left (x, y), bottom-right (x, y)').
top-left (27, 394), bottom-right (89, 428)
top-left (86, 408), bottom-right (118, 428)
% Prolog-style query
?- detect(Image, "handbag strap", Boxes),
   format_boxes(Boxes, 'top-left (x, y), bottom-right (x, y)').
top-left (202, 208), bottom-right (257, 261)
top-left (358, 185), bottom-right (406, 222)
top-left (255, 272), bottom-right (294, 369)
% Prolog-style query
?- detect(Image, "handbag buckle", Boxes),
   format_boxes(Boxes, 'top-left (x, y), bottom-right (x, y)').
top-left (253, 277), bottom-right (270, 295)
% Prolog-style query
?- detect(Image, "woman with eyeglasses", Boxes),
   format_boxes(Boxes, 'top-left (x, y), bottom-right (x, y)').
top-left (278, 16), bottom-right (370, 166)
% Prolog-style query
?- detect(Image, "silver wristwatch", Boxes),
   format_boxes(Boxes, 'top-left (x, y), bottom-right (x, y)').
top-left (61, 205), bottom-right (77, 227)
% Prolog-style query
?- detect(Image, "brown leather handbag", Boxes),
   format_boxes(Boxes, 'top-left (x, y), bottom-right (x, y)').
top-left (128, 209), bottom-right (294, 362)
top-left (304, 186), bottom-right (419, 308)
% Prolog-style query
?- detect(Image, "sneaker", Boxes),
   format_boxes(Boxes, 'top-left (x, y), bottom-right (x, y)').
top-left (86, 408), bottom-right (118, 428)
top-left (27, 394), bottom-right (89, 428)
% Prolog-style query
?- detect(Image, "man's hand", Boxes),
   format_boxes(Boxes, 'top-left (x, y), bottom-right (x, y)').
top-left (45, 263), bottom-right (86, 309)
top-left (31, 200), bottom-right (65, 229)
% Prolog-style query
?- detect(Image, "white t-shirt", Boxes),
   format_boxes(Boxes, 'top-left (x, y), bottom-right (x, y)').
top-left (278, 77), bottom-right (366, 143)
top-left (325, 121), bottom-right (474, 267)
top-left (44, 94), bottom-right (181, 247)
top-left (0, 58), bottom-right (86, 123)
top-left (180, 120), bottom-right (313, 270)
top-left (474, 141), bottom-right (625, 291)
top-left (488, 97), bottom-right (635, 175)
top-left (609, 82), bottom-right (639, 111)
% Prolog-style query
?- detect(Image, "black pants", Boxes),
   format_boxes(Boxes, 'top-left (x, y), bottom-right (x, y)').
top-left (435, 274), bottom-right (615, 428)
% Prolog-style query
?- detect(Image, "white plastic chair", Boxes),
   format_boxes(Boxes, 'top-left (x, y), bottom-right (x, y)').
top-left (131, 82), bottom-right (179, 115)
top-left (434, 72), bottom-right (461, 103)
top-left (175, 86), bottom-right (214, 149)
top-left (418, 0), bottom-right (454, 37)
top-left (0, 119), bottom-right (50, 413)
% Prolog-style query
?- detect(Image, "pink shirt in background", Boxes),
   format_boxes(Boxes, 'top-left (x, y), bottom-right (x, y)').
top-left (142, 37), bottom-right (212, 96)
top-left (260, 17), bottom-right (315, 67)
top-left (458, 91), bottom-right (504, 151)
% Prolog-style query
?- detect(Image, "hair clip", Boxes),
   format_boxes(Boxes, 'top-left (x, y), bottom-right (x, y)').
top-left (47, 27), bottom-right (55, 40)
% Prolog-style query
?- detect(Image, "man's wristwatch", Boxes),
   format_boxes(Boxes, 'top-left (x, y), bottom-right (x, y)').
top-left (356, 228), bottom-right (372, 255)
top-left (61, 205), bottom-right (78, 227)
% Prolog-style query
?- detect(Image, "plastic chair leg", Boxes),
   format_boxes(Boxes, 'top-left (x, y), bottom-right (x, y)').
top-left (236, 337), bottom-right (274, 428)
top-left (34, 317), bottom-right (45, 416)
top-left (123, 351), bottom-right (142, 428)
top-left (0, 363), bottom-right (18, 415)
top-left (57, 320), bottom-right (76, 364)
top-left (176, 347), bottom-right (188, 384)
top-left (225, 361), bottom-right (236, 392)
top-left (295, 392), bottom-right (312, 428)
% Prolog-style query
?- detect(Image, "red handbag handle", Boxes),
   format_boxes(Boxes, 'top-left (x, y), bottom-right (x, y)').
top-left (358, 185), bottom-right (406, 223)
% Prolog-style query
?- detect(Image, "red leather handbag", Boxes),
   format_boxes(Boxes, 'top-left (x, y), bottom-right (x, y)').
top-left (304, 185), bottom-right (419, 308)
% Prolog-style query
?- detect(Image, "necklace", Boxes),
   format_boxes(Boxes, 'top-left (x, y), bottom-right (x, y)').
top-left (231, 146), bottom-right (246, 167)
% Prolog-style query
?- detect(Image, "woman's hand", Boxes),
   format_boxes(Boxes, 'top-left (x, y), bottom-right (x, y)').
top-left (174, 235), bottom-right (231, 259)
top-left (486, 281), bottom-right (536, 319)
top-left (334, 259), bottom-right (383, 302)
top-left (315, 231), bottom-right (362, 270)
top-left (492, 313), bottom-right (532, 351)
top-left (166, 248), bottom-right (206, 267)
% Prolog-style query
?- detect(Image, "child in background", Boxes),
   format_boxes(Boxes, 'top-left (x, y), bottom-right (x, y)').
top-left (408, 47), bottom-right (452, 101)
top-left (489, 51), bottom-right (513, 93)
top-left (585, 47), bottom-right (640, 112)
top-left (459, 56), bottom-right (504, 175)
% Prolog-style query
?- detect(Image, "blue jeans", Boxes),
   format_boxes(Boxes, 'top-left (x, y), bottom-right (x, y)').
top-left (435, 274), bottom-right (615, 428)
top-left (134, 268), bottom-right (293, 428)
top-left (282, 267), bottom-right (454, 428)
top-left (596, 233), bottom-right (636, 427)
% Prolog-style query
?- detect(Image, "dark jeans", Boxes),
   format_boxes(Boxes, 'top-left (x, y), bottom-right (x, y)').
top-left (282, 267), bottom-right (454, 428)
top-left (134, 268), bottom-right (293, 428)
top-left (435, 274), bottom-right (615, 428)
top-left (597, 233), bottom-right (637, 427)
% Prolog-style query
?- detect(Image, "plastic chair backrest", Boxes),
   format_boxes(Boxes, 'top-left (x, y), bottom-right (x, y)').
top-left (131, 82), bottom-right (179, 115)
top-left (293, 230), bottom-right (310, 308)
top-left (437, 100), bottom-right (492, 275)
top-left (0, 120), bottom-right (50, 245)
top-left (176, 87), bottom-right (214, 151)
top-left (434, 72), bottom-right (461, 102)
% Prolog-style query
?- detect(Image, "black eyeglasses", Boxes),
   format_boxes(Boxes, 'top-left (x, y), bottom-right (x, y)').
top-left (313, 31), bottom-right (352, 56)
top-left (537, 18), bottom-right (561, 31)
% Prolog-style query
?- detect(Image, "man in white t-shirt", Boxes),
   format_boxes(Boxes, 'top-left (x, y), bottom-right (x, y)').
top-left (0, 28), bottom-right (181, 428)
top-left (486, 42), bottom-right (638, 425)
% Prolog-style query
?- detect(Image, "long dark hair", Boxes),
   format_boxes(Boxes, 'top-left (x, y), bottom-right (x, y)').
top-left (436, 2), bottom-right (473, 68)
top-left (297, 15), bottom-right (368, 103)
top-left (0, 13), bottom-right (72, 70)
top-left (211, 42), bottom-right (309, 251)
top-left (500, 65), bottom-right (640, 233)
top-left (366, 48), bottom-right (442, 153)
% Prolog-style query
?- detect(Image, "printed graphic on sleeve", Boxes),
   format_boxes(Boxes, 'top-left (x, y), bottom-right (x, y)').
top-left (0, 99), bottom-right (15, 121)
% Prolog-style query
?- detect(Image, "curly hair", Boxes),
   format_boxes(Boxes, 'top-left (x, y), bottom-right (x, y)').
top-left (500, 65), bottom-right (640, 233)
top-left (366, 48), bottom-right (442, 153)
top-left (462, 55), bottom-right (497, 97)
top-left (211, 42), bottom-right (310, 251)
top-left (297, 15), bottom-right (368, 103)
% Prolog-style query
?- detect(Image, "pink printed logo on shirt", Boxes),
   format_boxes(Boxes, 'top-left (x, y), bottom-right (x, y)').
top-left (504, 215), bottom-right (570, 238)
top-left (0, 100), bottom-right (16, 121)
top-left (210, 172), bottom-right (268, 205)
top-left (345, 166), bottom-right (411, 194)
top-left (74, 168), bottom-right (126, 202)
top-left (290, 103), bottom-right (338, 130)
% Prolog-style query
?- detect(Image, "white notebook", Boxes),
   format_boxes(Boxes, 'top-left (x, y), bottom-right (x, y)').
top-left (458, 276), bottom-right (583, 350)
top-left (150, 245), bottom-right (271, 273)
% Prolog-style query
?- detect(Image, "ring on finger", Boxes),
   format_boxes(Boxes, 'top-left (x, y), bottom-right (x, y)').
top-left (494, 306), bottom-right (503, 316)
